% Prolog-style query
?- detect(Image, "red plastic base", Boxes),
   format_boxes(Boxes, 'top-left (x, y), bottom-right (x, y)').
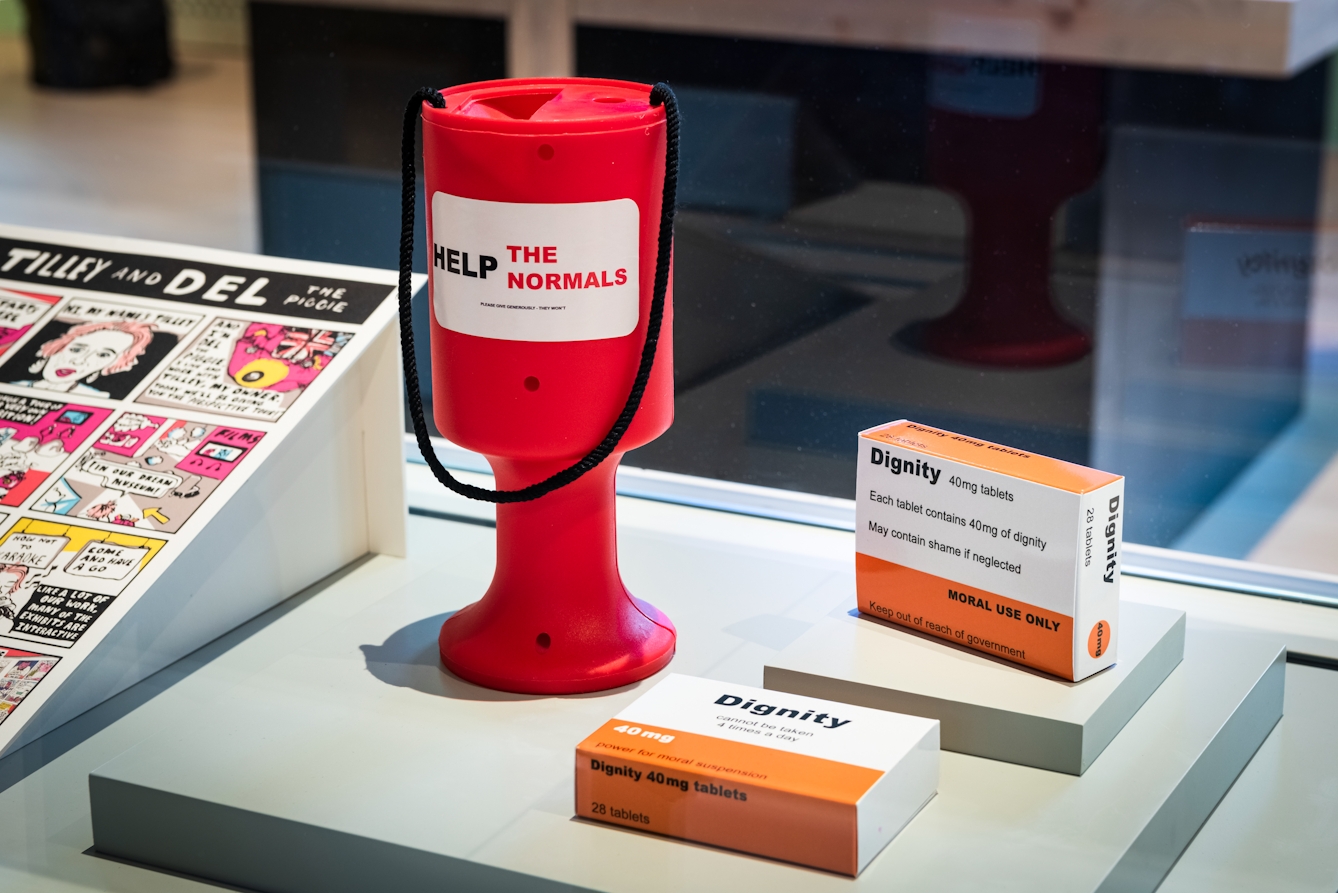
top-left (440, 594), bottom-right (675, 694)
top-left (921, 310), bottom-right (1092, 368)
top-left (438, 454), bottom-right (676, 695)
top-left (921, 64), bottom-right (1102, 371)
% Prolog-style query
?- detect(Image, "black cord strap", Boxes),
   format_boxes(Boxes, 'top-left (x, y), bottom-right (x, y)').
top-left (398, 83), bottom-right (679, 503)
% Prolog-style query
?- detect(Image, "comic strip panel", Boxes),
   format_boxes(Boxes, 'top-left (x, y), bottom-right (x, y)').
top-left (0, 518), bottom-right (165, 646)
top-left (138, 319), bottom-right (352, 421)
top-left (32, 412), bottom-right (265, 533)
top-left (0, 394), bottom-right (112, 506)
top-left (0, 299), bottom-right (203, 401)
top-left (0, 288), bottom-right (60, 360)
top-left (0, 646), bottom-right (59, 726)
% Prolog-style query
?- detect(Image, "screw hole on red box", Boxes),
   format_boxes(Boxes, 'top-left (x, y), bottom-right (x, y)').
top-left (536, 633), bottom-right (551, 649)
top-left (595, 97), bottom-right (622, 103)
top-left (524, 376), bottom-right (540, 391)
top-left (538, 144), bottom-right (554, 160)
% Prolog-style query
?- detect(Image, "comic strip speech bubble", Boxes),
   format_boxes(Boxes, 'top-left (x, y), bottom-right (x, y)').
top-left (112, 413), bottom-right (155, 433)
top-left (0, 534), bottom-right (70, 569)
top-left (61, 301), bottom-right (202, 336)
top-left (64, 542), bottom-right (149, 581)
top-left (0, 393), bottom-right (59, 426)
top-left (0, 291), bottom-right (53, 329)
top-left (80, 456), bottom-right (181, 497)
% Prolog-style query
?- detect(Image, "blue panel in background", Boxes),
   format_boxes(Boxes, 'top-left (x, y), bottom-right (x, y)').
top-left (1181, 226), bottom-right (1314, 323)
top-left (746, 389), bottom-right (1090, 466)
top-left (674, 87), bottom-right (797, 218)
top-left (1094, 126), bottom-right (1320, 546)
top-left (258, 160), bottom-right (435, 417)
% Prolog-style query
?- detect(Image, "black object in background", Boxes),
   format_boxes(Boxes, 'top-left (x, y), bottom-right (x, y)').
top-left (249, 4), bottom-right (506, 437)
top-left (250, 3), bottom-right (505, 270)
top-left (23, 0), bottom-right (174, 89)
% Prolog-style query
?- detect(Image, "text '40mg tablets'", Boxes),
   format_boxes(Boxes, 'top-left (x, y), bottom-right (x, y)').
top-left (856, 420), bottom-right (1124, 681)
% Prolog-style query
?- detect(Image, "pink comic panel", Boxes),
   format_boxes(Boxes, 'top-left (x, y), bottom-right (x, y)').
top-left (0, 289), bottom-right (60, 360)
top-left (32, 412), bottom-right (265, 533)
top-left (0, 393), bottom-right (112, 506)
top-left (0, 645), bottom-right (60, 727)
top-left (138, 319), bottom-right (352, 422)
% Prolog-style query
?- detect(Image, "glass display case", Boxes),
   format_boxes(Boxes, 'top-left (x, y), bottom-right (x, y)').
top-left (248, 1), bottom-right (1338, 582)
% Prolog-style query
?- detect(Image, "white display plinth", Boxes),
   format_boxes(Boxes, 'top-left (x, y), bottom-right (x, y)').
top-left (0, 223), bottom-right (412, 756)
top-left (764, 601), bottom-right (1185, 774)
top-left (85, 542), bottom-right (1283, 893)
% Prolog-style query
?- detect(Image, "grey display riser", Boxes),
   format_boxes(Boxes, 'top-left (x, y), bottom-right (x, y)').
top-left (88, 780), bottom-right (581, 893)
top-left (1099, 647), bottom-right (1283, 892)
top-left (85, 625), bottom-right (1284, 893)
top-left (88, 656), bottom-right (1276, 893)
top-left (3, 323), bottom-right (405, 756)
top-left (764, 606), bottom-right (1186, 776)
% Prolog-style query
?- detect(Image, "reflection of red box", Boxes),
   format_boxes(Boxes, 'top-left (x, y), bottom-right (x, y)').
top-left (1179, 222), bottom-right (1312, 370)
top-left (921, 62), bottom-right (1102, 367)
top-left (1179, 319), bottom-right (1306, 369)
top-left (421, 79), bottom-right (676, 693)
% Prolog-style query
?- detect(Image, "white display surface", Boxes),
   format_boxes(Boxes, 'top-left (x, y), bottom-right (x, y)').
top-left (0, 223), bottom-right (410, 756)
top-left (0, 506), bottom-right (1328, 892)
top-left (764, 601), bottom-right (1185, 774)
top-left (85, 502), bottom-right (1283, 893)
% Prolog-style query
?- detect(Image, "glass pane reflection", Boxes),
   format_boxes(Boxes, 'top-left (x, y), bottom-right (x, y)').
top-left (246, 11), bottom-right (1338, 572)
top-left (577, 29), bottom-right (1332, 557)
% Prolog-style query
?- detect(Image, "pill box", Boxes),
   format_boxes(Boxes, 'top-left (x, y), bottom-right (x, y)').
top-left (574, 673), bottom-right (938, 875)
top-left (856, 420), bottom-right (1124, 681)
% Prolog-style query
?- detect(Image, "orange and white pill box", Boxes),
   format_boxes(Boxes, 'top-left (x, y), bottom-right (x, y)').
top-left (856, 420), bottom-right (1124, 681)
top-left (574, 673), bottom-right (938, 876)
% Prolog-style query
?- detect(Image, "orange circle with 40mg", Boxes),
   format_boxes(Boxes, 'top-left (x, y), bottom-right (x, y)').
top-left (1088, 620), bottom-right (1111, 659)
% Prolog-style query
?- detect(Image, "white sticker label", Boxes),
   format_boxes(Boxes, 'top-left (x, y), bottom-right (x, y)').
top-left (430, 192), bottom-right (639, 342)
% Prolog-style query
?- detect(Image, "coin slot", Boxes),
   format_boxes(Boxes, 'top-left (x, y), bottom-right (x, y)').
top-left (474, 91), bottom-right (559, 120)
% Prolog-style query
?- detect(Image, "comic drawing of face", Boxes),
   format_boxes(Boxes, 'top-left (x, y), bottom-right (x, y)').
top-left (31, 320), bottom-right (155, 394)
top-left (40, 329), bottom-right (136, 388)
